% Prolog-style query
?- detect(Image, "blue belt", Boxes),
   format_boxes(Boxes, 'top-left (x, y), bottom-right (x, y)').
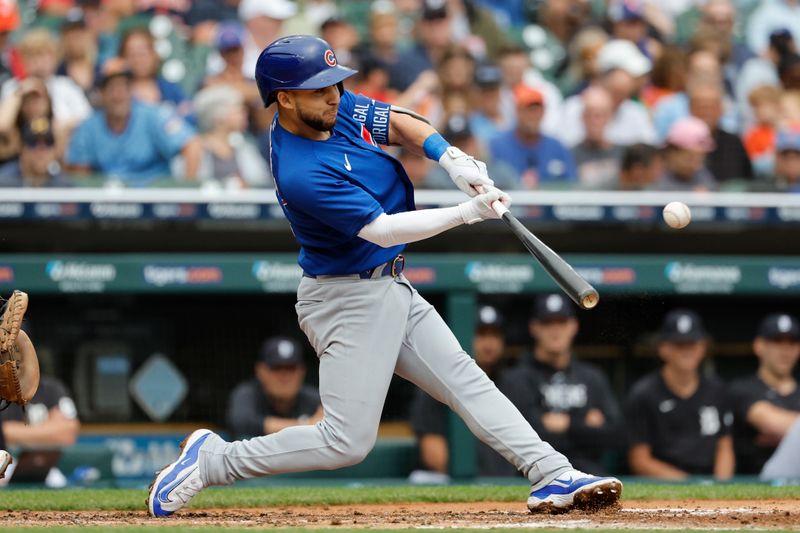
top-left (303, 255), bottom-right (405, 280)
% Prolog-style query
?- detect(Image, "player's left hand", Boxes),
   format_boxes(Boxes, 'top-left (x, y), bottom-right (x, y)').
top-left (438, 146), bottom-right (493, 197)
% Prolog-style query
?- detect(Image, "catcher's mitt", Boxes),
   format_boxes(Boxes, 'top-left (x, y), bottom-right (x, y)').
top-left (0, 290), bottom-right (40, 409)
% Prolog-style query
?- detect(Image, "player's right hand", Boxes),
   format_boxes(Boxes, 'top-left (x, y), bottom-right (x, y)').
top-left (457, 186), bottom-right (512, 224)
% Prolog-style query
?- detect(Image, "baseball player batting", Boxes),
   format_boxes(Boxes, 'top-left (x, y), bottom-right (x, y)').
top-left (147, 36), bottom-right (622, 517)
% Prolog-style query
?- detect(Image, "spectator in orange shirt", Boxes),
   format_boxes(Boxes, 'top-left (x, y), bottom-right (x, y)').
top-left (744, 85), bottom-right (783, 177)
top-left (643, 46), bottom-right (687, 110)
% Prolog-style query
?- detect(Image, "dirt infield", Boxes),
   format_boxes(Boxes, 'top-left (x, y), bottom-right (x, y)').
top-left (2, 500), bottom-right (799, 529)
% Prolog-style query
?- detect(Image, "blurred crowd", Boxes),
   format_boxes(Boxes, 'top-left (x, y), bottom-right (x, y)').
top-left (2, 0), bottom-right (800, 192)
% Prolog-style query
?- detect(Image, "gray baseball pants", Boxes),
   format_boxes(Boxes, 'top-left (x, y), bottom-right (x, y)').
top-left (199, 274), bottom-right (572, 486)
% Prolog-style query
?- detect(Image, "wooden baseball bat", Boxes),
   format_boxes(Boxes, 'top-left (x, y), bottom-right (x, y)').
top-left (484, 191), bottom-right (599, 310)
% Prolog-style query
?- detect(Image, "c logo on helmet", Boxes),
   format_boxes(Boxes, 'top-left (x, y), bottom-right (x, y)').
top-left (324, 49), bottom-right (337, 67)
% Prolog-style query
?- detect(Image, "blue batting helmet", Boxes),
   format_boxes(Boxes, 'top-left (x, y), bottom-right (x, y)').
top-left (255, 35), bottom-right (357, 107)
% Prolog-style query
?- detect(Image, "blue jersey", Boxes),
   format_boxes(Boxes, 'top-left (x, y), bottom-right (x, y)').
top-left (270, 91), bottom-right (415, 275)
top-left (66, 101), bottom-right (195, 186)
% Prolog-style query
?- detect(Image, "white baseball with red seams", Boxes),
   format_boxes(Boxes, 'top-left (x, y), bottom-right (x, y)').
top-left (663, 201), bottom-right (692, 229)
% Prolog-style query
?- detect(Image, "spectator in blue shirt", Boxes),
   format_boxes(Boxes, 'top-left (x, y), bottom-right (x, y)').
top-left (489, 84), bottom-right (577, 188)
top-left (769, 128), bottom-right (800, 192)
top-left (119, 28), bottom-right (189, 114)
top-left (65, 58), bottom-right (202, 186)
top-left (469, 63), bottom-right (512, 145)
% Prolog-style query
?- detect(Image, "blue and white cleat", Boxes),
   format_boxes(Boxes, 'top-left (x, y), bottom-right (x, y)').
top-left (527, 470), bottom-right (622, 514)
top-left (147, 429), bottom-right (214, 517)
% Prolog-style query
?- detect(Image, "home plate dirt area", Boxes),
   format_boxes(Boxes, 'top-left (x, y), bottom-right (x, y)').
top-left (2, 500), bottom-right (798, 529)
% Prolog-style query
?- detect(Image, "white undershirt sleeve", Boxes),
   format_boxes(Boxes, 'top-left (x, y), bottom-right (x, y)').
top-left (357, 207), bottom-right (466, 248)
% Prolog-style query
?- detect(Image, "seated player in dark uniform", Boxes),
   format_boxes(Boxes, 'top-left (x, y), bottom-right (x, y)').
top-left (1, 375), bottom-right (80, 448)
top-left (226, 336), bottom-right (322, 440)
top-left (498, 294), bottom-right (623, 475)
top-left (625, 309), bottom-right (734, 480)
top-left (729, 313), bottom-right (800, 477)
top-left (410, 305), bottom-right (517, 477)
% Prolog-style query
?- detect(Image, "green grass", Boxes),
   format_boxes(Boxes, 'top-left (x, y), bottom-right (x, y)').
top-left (2, 483), bottom-right (799, 511)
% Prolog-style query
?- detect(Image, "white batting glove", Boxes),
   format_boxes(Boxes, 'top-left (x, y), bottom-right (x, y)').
top-left (457, 186), bottom-right (512, 224)
top-left (438, 146), bottom-right (494, 197)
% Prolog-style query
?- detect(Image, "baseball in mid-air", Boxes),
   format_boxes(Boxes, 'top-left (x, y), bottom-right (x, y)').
top-left (663, 201), bottom-right (691, 229)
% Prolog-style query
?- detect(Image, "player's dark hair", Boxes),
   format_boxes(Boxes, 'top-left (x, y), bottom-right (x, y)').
top-left (621, 143), bottom-right (659, 171)
top-left (770, 30), bottom-right (796, 61)
top-left (359, 55), bottom-right (389, 77)
top-left (779, 53), bottom-right (800, 81)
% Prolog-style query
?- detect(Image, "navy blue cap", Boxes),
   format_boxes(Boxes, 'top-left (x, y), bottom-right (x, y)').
top-left (475, 63), bottom-right (502, 87)
top-left (477, 305), bottom-right (504, 329)
top-left (659, 309), bottom-right (707, 342)
top-left (608, 0), bottom-right (644, 22)
top-left (443, 114), bottom-right (472, 142)
top-left (532, 293), bottom-right (576, 321)
top-left (770, 28), bottom-right (793, 44)
top-left (422, 0), bottom-right (447, 20)
top-left (777, 128), bottom-right (800, 152)
top-left (97, 58), bottom-right (132, 87)
top-left (216, 21), bottom-right (244, 51)
top-left (258, 337), bottom-right (305, 367)
top-left (21, 118), bottom-right (55, 147)
top-left (757, 313), bottom-right (800, 341)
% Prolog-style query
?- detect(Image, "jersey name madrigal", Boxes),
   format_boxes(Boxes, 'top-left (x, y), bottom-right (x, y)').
top-left (269, 91), bottom-right (415, 276)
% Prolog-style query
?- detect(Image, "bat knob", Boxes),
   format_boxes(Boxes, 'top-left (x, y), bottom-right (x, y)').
top-left (580, 290), bottom-right (600, 310)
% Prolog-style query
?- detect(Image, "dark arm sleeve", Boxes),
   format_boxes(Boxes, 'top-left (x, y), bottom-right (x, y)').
top-left (226, 383), bottom-right (269, 439)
